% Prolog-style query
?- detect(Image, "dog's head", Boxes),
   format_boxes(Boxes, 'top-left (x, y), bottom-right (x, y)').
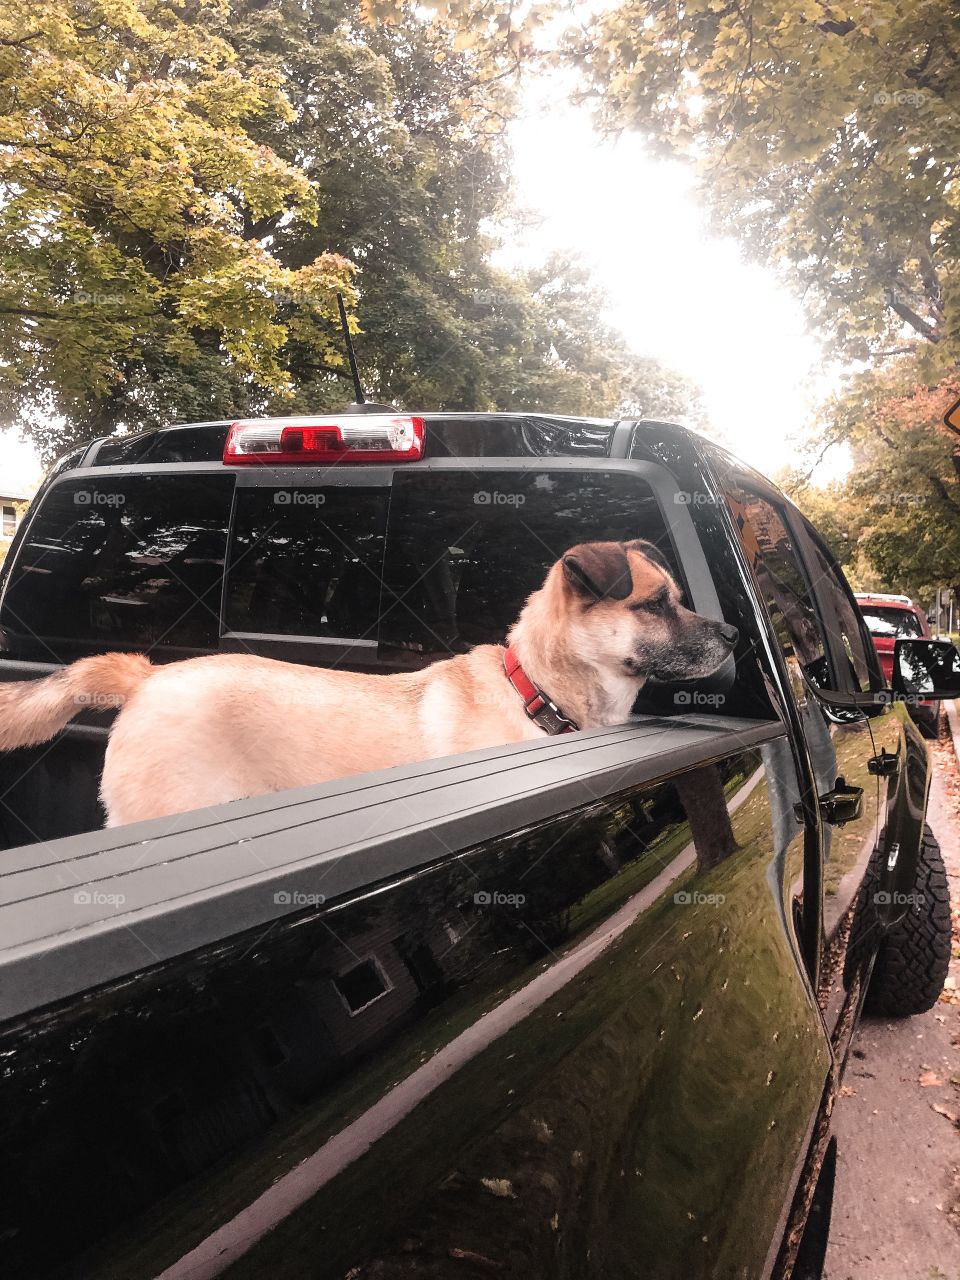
top-left (553, 539), bottom-right (738, 683)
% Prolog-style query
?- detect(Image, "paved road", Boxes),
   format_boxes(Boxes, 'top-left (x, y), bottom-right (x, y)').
top-left (824, 715), bottom-right (960, 1280)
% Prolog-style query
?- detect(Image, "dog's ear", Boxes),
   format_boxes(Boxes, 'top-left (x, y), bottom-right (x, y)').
top-left (562, 543), bottom-right (633, 602)
top-left (624, 538), bottom-right (674, 579)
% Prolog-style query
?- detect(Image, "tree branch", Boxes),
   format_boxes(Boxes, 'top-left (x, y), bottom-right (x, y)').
top-left (888, 296), bottom-right (940, 342)
top-left (0, 32), bottom-right (41, 48)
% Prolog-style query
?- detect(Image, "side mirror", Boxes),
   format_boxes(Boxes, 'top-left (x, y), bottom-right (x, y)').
top-left (803, 636), bottom-right (960, 712)
top-left (893, 638), bottom-right (960, 700)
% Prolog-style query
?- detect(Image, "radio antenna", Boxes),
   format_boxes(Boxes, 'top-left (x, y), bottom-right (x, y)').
top-left (336, 292), bottom-right (366, 405)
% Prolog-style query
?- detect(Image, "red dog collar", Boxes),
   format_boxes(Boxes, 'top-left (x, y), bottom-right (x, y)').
top-left (503, 646), bottom-right (579, 735)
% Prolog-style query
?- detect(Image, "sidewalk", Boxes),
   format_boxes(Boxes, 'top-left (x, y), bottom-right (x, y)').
top-left (823, 712), bottom-right (960, 1280)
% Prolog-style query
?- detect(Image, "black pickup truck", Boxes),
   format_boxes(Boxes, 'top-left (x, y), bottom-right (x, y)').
top-left (0, 413), bottom-right (954, 1280)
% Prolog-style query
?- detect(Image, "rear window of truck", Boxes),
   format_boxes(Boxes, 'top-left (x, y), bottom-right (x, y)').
top-left (226, 487), bottom-right (388, 640)
top-left (0, 475), bottom-right (233, 662)
top-left (225, 469), bottom-right (680, 655)
top-left (1, 467), bottom-right (680, 663)
top-left (379, 469), bottom-right (679, 654)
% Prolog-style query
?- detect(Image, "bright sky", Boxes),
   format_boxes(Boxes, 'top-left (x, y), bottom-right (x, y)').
top-left (497, 72), bottom-right (844, 479)
top-left (0, 429), bottom-right (44, 497)
top-left (0, 48), bottom-right (846, 496)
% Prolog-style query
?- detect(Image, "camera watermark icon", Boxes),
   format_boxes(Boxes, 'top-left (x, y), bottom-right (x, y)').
top-left (74, 489), bottom-right (125, 507)
top-left (673, 890), bottom-right (726, 906)
top-left (674, 690), bottom-right (726, 708)
top-left (874, 90), bottom-right (926, 107)
top-left (274, 490), bottom-right (326, 506)
top-left (74, 889), bottom-right (126, 907)
top-left (274, 889), bottom-right (327, 907)
top-left (474, 890), bottom-right (526, 906)
top-left (674, 491), bottom-right (717, 506)
top-left (874, 890), bottom-right (925, 906)
top-left (473, 491), bottom-right (525, 507)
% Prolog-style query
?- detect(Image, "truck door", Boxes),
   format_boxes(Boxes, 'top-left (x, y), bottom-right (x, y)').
top-left (716, 468), bottom-right (896, 1051)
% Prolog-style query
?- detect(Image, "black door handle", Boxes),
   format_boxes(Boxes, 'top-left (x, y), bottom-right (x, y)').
top-left (818, 777), bottom-right (864, 826)
top-left (868, 749), bottom-right (900, 778)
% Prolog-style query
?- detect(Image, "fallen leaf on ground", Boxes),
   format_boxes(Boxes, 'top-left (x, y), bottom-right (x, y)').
top-left (449, 1247), bottom-right (504, 1269)
top-left (919, 1071), bottom-right (944, 1087)
top-left (931, 1103), bottom-right (959, 1124)
top-left (480, 1177), bottom-right (515, 1198)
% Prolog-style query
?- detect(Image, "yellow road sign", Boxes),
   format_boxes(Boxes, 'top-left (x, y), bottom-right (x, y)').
top-left (944, 395), bottom-right (960, 434)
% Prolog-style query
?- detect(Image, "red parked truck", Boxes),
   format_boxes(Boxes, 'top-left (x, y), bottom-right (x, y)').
top-left (854, 592), bottom-right (941, 737)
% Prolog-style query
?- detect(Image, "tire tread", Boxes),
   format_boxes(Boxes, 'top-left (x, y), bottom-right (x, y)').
top-left (866, 824), bottom-right (952, 1017)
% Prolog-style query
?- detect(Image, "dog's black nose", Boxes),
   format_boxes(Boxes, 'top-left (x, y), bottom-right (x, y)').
top-left (719, 622), bottom-right (739, 646)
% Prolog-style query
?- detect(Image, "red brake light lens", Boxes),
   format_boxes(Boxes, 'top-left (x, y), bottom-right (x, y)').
top-left (224, 415), bottom-right (426, 465)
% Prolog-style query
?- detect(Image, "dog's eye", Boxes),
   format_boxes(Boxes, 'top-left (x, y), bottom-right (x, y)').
top-left (635, 590), bottom-right (670, 613)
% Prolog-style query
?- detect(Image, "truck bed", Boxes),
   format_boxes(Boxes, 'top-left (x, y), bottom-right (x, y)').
top-left (0, 714), bottom-right (781, 1025)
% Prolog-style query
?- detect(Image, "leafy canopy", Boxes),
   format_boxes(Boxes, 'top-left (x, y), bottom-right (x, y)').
top-left (574, 0), bottom-right (960, 372)
top-left (0, 0), bottom-right (354, 454)
top-left (228, 2), bottom-right (698, 419)
top-left (0, 0), bottom-right (700, 459)
top-left (784, 358), bottom-right (960, 600)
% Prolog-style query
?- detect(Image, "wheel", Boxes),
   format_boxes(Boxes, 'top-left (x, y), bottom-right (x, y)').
top-left (865, 824), bottom-right (952, 1016)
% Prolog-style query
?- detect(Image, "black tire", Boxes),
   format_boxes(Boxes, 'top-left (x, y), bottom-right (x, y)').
top-left (865, 824), bottom-right (952, 1016)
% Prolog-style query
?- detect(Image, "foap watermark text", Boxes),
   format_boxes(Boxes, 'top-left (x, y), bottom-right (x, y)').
top-left (274, 490), bottom-right (326, 506)
top-left (674, 890), bottom-right (725, 906)
top-left (274, 890), bottom-right (327, 907)
top-left (474, 490), bottom-right (525, 507)
top-left (474, 890), bottom-right (526, 906)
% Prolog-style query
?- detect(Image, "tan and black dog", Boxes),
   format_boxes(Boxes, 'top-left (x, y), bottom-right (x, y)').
top-left (0, 539), bottom-right (737, 826)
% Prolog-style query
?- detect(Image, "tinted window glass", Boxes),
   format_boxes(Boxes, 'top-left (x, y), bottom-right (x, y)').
top-left (92, 426), bottom-right (230, 467)
top-left (381, 470), bottom-right (680, 654)
top-left (801, 532), bottom-right (872, 692)
top-left (226, 487), bottom-right (388, 639)
top-left (1, 475), bottom-right (232, 661)
top-left (630, 435), bottom-right (780, 722)
top-left (860, 606), bottom-right (923, 638)
top-left (721, 482), bottom-right (831, 687)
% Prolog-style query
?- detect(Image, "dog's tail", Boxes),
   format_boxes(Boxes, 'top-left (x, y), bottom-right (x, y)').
top-left (0, 653), bottom-right (153, 750)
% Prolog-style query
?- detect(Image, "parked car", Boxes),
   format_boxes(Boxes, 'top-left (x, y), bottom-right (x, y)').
top-left (855, 592), bottom-right (941, 737)
top-left (0, 414), bottom-right (954, 1280)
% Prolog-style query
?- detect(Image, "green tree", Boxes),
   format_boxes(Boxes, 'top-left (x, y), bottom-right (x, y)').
top-left (0, 0), bottom-right (357, 457)
top-left (226, 3), bottom-right (697, 419)
top-left (573, 0), bottom-right (960, 375)
top-left (1, 0), bottom-right (696, 459)
top-left (786, 361), bottom-right (960, 600)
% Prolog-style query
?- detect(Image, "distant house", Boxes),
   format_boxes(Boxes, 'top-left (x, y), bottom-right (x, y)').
top-left (0, 487), bottom-right (32, 548)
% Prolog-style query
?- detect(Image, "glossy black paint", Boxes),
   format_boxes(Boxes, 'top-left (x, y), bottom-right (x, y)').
top-left (0, 748), bottom-right (828, 1280)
